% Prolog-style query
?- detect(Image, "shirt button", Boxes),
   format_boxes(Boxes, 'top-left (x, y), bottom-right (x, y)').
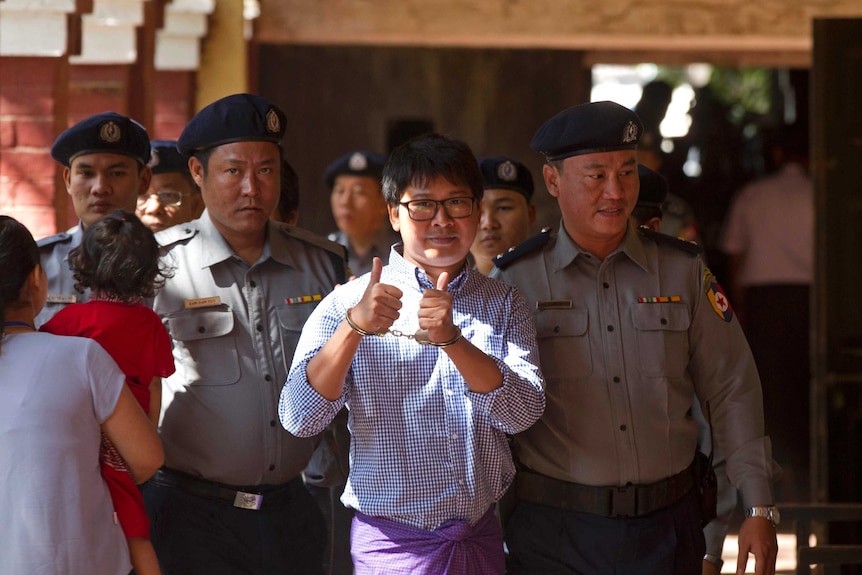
top-left (613, 376), bottom-right (620, 383)
top-left (250, 281), bottom-right (257, 288)
top-left (270, 420), bottom-right (276, 427)
top-left (264, 374), bottom-right (272, 382)
top-left (620, 424), bottom-right (627, 431)
top-left (451, 433), bottom-right (458, 439)
top-left (269, 464), bottom-right (275, 471)
top-left (607, 325), bottom-right (614, 332)
top-left (256, 324), bottom-right (263, 332)
top-left (660, 318), bottom-right (668, 325)
top-left (197, 326), bottom-right (206, 334)
top-left (554, 326), bottom-right (561, 333)
top-left (603, 282), bottom-right (610, 289)
top-left (445, 389), bottom-right (455, 396)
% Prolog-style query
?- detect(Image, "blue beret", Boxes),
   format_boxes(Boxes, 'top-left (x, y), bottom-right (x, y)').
top-left (51, 112), bottom-right (150, 167)
top-left (177, 93), bottom-right (286, 156)
top-left (148, 140), bottom-right (190, 175)
top-left (636, 164), bottom-right (668, 208)
top-left (531, 101), bottom-right (643, 161)
top-left (478, 156), bottom-right (534, 201)
top-left (323, 150), bottom-right (386, 190)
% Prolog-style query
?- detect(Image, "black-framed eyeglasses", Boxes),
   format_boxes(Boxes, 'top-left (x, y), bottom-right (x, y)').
top-left (137, 190), bottom-right (191, 208)
top-left (398, 197), bottom-right (476, 221)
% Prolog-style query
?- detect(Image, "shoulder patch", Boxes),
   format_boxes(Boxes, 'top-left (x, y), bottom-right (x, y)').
top-left (493, 227), bottom-right (553, 270)
top-left (155, 222), bottom-right (198, 248)
top-left (280, 224), bottom-right (348, 261)
top-left (638, 227), bottom-right (702, 256)
top-left (36, 232), bottom-right (72, 249)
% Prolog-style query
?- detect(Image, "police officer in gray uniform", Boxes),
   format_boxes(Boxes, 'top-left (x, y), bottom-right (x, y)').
top-left (492, 101), bottom-right (778, 575)
top-left (36, 112), bottom-right (152, 326)
top-left (325, 150), bottom-right (399, 276)
top-left (144, 94), bottom-right (349, 575)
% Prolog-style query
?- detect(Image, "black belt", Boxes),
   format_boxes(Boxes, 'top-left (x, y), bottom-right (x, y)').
top-left (516, 459), bottom-right (696, 518)
top-left (151, 468), bottom-right (304, 511)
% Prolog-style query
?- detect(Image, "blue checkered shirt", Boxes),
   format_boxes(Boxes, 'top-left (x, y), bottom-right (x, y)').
top-left (280, 245), bottom-right (545, 530)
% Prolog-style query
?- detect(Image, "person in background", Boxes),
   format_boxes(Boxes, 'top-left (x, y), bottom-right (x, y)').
top-left (280, 133), bottom-right (545, 575)
top-left (493, 101), bottom-right (778, 575)
top-left (41, 209), bottom-right (175, 575)
top-left (273, 157), bottom-right (300, 225)
top-left (326, 150), bottom-right (400, 276)
top-left (136, 139), bottom-right (204, 233)
top-left (630, 164), bottom-right (739, 575)
top-left (721, 124), bottom-right (812, 502)
top-left (470, 156), bottom-right (537, 276)
top-left (0, 215), bottom-right (163, 575)
top-left (144, 93), bottom-right (348, 575)
top-left (36, 112), bottom-right (152, 326)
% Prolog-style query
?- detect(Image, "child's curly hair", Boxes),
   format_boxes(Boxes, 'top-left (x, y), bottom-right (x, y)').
top-left (69, 210), bottom-right (173, 300)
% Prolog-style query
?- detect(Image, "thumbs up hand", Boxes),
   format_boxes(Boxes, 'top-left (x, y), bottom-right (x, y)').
top-left (349, 257), bottom-right (403, 335)
top-left (418, 271), bottom-right (459, 344)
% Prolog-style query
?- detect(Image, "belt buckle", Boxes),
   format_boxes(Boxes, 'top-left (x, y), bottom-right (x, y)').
top-left (233, 491), bottom-right (263, 510)
top-left (610, 485), bottom-right (637, 517)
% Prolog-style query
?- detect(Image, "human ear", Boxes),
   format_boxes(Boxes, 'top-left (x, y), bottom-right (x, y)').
top-left (543, 164), bottom-right (560, 198)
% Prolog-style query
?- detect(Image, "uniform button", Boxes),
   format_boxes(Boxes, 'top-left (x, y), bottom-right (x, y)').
top-left (607, 325), bottom-right (614, 332)
top-left (613, 376), bottom-right (620, 383)
top-left (256, 324), bottom-right (263, 332)
top-left (451, 433), bottom-right (458, 439)
top-left (197, 326), bottom-right (206, 334)
top-left (620, 424), bottom-right (627, 431)
top-left (269, 464), bottom-right (275, 471)
top-left (264, 374), bottom-right (272, 382)
top-left (270, 420), bottom-right (276, 427)
top-left (250, 281), bottom-right (257, 288)
top-left (603, 282), bottom-right (610, 289)
top-left (660, 318), bottom-right (668, 325)
top-left (554, 326), bottom-right (561, 333)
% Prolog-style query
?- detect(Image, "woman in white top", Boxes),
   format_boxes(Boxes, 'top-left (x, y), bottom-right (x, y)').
top-left (0, 215), bottom-right (164, 575)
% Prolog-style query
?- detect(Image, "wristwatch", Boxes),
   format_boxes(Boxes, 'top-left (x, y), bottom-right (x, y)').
top-left (745, 505), bottom-right (780, 526)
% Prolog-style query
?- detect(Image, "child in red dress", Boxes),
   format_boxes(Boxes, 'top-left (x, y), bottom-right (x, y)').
top-left (42, 209), bottom-right (174, 575)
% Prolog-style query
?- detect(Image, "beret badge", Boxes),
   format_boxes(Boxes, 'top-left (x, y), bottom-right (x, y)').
top-left (100, 121), bottom-right (122, 144)
top-left (622, 121), bottom-right (639, 144)
top-left (265, 108), bottom-right (280, 134)
top-left (497, 160), bottom-right (518, 182)
top-left (348, 152), bottom-right (368, 171)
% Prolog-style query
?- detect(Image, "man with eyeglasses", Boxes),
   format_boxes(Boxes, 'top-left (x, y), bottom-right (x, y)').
top-left (280, 133), bottom-right (545, 574)
top-left (36, 111), bottom-right (152, 326)
top-left (136, 139), bottom-right (204, 233)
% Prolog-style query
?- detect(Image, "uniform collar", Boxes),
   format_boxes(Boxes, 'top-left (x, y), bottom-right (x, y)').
top-left (197, 210), bottom-right (272, 269)
top-left (550, 221), bottom-right (650, 273)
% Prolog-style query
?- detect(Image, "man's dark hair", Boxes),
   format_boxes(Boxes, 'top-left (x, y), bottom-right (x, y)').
top-left (69, 209), bottom-right (172, 300)
top-left (382, 133), bottom-right (483, 205)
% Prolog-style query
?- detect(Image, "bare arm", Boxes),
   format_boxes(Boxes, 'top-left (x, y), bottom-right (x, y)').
top-left (148, 376), bottom-right (161, 428)
top-left (101, 384), bottom-right (164, 484)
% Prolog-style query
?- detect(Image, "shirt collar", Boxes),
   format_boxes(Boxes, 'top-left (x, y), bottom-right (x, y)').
top-left (388, 243), bottom-right (471, 294)
top-left (550, 221), bottom-right (650, 273)
top-left (197, 210), bottom-right (272, 269)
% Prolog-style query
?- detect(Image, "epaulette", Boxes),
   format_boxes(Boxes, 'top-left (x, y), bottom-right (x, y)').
top-left (155, 222), bottom-right (198, 248)
top-left (278, 224), bottom-right (349, 284)
top-left (493, 227), bottom-right (553, 270)
top-left (638, 227), bottom-right (702, 256)
top-left (36, 231), bottom-right (72, 249)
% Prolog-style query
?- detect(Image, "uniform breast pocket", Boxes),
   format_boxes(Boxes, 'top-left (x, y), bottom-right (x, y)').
top-left (164, 307), bottom-right (239, 385)
top-left (276, 304), bottom-right (316, 372)
top-left (631, 303), bottom-right (691, 378)
top-left (534, 309), bottom-right (592, 380)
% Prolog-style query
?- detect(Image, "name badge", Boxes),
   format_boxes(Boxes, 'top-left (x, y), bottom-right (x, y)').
top-left (285, 294), bottom-right (322, 305)
top-left (537, 299), bottom-right (573, 310)
top-left (46, 294), bottom-right (77, 304)
top-left (184, 296), bottom-right (222, 309)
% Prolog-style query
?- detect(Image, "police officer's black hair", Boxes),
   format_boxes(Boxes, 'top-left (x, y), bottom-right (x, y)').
top-left (276, 158), bottom-right (300, 224)
top-left (381, 133), bottom-right (483, 206)
top-left (69, 210), bottom-right (173, 300)
top-left (0, 216), bottom-right (40, 349)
